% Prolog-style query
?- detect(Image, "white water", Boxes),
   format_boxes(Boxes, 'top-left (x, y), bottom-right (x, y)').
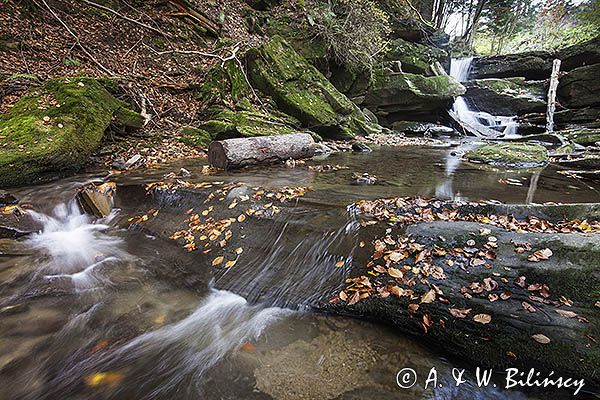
top-left (26, 201), bottom-right (127, 277)
top-left (450, 57), bottom-right (519, 138)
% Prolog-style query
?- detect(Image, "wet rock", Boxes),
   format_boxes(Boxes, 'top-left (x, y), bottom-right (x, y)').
top-left (313, 143), bottom-right (333, 157)
top-left (562, 127), bottom-right (600, 146)
top-left (0, 239), bottom-right (32, 256)
top-left (464, 143), bottom-right (549, 167)
top-left (352, 173), bottom-right (377, 185)
top-left (557, 154), bottom-right (600, 170)
top-left (0, 77), bottom-right (142, 187)
top-left (464, 78), bottom-right (547, 116)
top-left (558, 63), bottom-right (600, 109)
top-left (351, 142), bottom-right (372, 153)
top-left (124, 154), bottom-right (142, 169)
top-left (470, 51), bottom-right (553, 80)
top-left (76, 183), bottom-right (115, 218)
top-left (360, 67), bottom-right (465, 122)
top-left (391, 121), bottom-right (455, 136)
top-left (557, 35), bottom-right (600, 71)
top-left (0, 190), bottom-right (18, 206)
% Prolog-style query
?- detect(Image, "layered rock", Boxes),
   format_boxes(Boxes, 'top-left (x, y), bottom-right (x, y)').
top-left (0, 77), bottom-right (141, 187)
top-left (383, 38), bottom-right (448, 75)
top-left (558, 63), bottom-right (600, 109)
top-left (464, 77), bottom-right (547, 116)
top-left (358, 67), bottom-right (465, 122)
top-left (464, 142), bottom-right (549, 167)
top-left (247, 35), bottom-right (378, 139)
top-left (470, 51), bottom-right (554, 80)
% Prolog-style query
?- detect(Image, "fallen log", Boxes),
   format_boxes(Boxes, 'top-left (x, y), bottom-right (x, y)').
top-left (208, 133), bottom-right (316, 169)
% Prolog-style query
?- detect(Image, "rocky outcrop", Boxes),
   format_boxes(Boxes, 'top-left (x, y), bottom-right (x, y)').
top-left (464, 78), bottom-right (547, 116)
top-left (558, 63), bottom-right (600, 109)
top-left (0, 77), bottom-right (142, 187)
top-left (557, 36), bottom-right (600, 71)
top-left (470, 51), bottom-right (554, 80)
top-left (358, 67), bottom-right (465, 122)
top-left (464, 142), bottom-right (549, 167)
top-left (247, 35), bottom-right (379, 139)
top-left (383, 38), bottom-right (448, 75)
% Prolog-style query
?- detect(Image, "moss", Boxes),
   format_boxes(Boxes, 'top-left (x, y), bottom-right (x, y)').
top-left (0, 77), bottom-right (138, 187)
top-left (195, 59), bottom-right (252, 111)
top-left (563, 127), bottom-right (600, 146)
top-left (465, 143), bottom-right (549, 167)
top-left (384, 38), bottom-right (447, 75)
top-left (199, 107), bottom-right (301, 139)
top-left (247, 35), bottom-right (377, 139)
top-left (179, 126), bottom-right (213, 147)
top-left (113, 107), bottom-right (144, 128)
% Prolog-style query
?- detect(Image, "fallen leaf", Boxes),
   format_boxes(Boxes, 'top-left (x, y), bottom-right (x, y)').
top-left (240, 342), bottom-right (256, 353)
top-left (388, 267), bottom-right (403, 279)
top-left (528, 248), bottom-right (553, 262)
top-left (348, 291), bottom-right (360, 305)
top-left (500, 291), bottom-right (512, 300)
top-left (522, 301), bottom-right (537, 313)
top-left (339, 290), bottom-right (348, 301)
top-left (408, 303), bottom-right (419, 313)
top-left (556, 309), bottom-right (577, 318)
top-left (237, 214), bottom-right (246, 222)
top-left (448, 308), bottom-right (471, 318)
top-left (212, 256), bottom-right (224, 266)
top-left (84, 372), bottom-right (123, 388)
top-left (235, 247), bottom-right (243, 255)
top-left (532, 334), bottom-right (551, 344)
top-left (335, 260), bottom-right (345, 268)
top-left (473, 314), bottom-right (492, 324)
top-left (595, 301), bottom-right (600, 309)
top-left (420, 289), bottom-right (436, 304)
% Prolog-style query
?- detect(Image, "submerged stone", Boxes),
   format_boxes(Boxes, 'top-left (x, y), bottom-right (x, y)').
top-left (464, 142), bottom-right (549, 167)
top-left (0, 77), bottom-right (141, 187)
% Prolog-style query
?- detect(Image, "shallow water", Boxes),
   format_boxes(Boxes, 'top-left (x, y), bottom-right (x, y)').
top-left (1, 145), bottom-right (597, 400)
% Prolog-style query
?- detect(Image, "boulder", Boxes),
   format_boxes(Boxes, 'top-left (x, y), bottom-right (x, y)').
top-left (360, 67), bottom-right (465, 121)
top-left (464, 142), bottom-right (549, 167)
top-left (323, 199), bottom-right (600, 388)
top-left (391, 121), bottom-right (455, 136)
top-left (557, 36), bottom-right (600, 71)
top-left (470, 51), bottom-right (553, 80)
top-left (0, 238), bottom-right (32, 256)
top-left (0, 77), bottom-right (142, 187)
top-left (0, 190), bottom-right (18, 206)
top-left (247, 36), bottom-right (379, 139)
top-left (561, 127), bottom-right (600, 146)
top-left (383, 38), bottom-right (448, 75)
top-left (76, 182), bottom-right (115, 218)
top-left (464, 78), bottom-right (547, 116)
top-left (558, 63), bottom-right (600, 109)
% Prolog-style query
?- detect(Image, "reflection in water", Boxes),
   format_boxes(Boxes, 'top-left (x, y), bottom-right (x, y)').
top-left (435, 143), bottom-right (478, 200)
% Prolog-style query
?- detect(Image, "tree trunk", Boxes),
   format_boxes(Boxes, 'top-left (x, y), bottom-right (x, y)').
top-left (208, 133), bottom-right (316, 169)
top-left (546, 59), bottom-right (562, 132)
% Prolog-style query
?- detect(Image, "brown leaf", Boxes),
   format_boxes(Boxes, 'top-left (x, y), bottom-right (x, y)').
top-left (483, 277), bottom-right (498, 291)
top-left (348, 291), bottom-right (360, 305)
top-left (212, 256), bottom-right (224, 266)
top-left (555, 309), bottom-right (577, 318)
top-left (422, 314), bottom-right (433, 333)
top-left (500, 291), bottom-right (512, 300)
top-left (240, 341), bottom-right (256, 353)
top-left (532, 334), bottom-right (551, 344)
top-left (420, 289), bottom-right (436, 304)
top-left (335, 260), bottom-right (345, 268)
top-left (408, 303), bottom-right (419, 313)
top-left (488, 293), bottom-right (499, 302)
top-left (389, 251), bottom-right (404, 262)
top-left (528, 248), bottom-right (553, 262)
top-left (339, 290), bottom-right (348, 301)
top-left (473, 314), bottom-right (492, 324)
top-left (225, 260), bottom-right (237, 268)
top-left (595, 301), bottom-right (600, 309)
top-left (522, 301), bottom-right (537, 313)
top-left (514, 276), bottom-right (526, 288)
top-left (388, 267), bottom-right (403, 279)
top-left (391, 286), bottom-right (405, 297)
top-left (448, 308), bottom-right (471, 318)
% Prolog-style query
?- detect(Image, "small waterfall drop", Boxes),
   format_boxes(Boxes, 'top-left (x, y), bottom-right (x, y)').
top-left (450, 57), bottom-right (519, 138)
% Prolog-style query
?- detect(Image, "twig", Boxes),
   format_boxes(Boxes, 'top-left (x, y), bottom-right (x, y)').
top-left (36, 0), bottom-right (114, 76)
top-left (80, 0), bottom-right (177, 39)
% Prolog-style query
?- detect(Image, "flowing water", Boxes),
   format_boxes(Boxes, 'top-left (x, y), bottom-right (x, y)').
top-left (450, 58), bottom-right (519, 138)
top-left (1, 146), bottom-right (598, 400)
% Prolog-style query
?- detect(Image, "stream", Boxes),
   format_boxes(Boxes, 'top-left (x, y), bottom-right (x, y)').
top-left (1, 145), bottom-right (598, 400)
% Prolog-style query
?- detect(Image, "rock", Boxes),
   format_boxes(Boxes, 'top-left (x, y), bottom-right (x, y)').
top-left (0, 190), bottom-right (18, 206)
top-left (352, 173), bottom-right (377, 185)
top-left (208, 133), bottom-right (316, 169)
top-left (195, 59), bottom-right (253, 111)
top-left (383, 38), bottom-right (448, 75)
top-left (179, 126), bottom-right (213, 147)
top-left (464, 78), bottom-right (547, 116)
top-left (561, 127), bottom-right (600, 146)
top-left (351, 142), bottom-right (372, 152)
top-left (391, 121), bottom-right (455, 136)
top-left (360, 68), bottom-right (465, 122)
top-left (0, 239), bottom-right (32, 256)
top-left (247, 36), bottom-right (379, 139)
top-left (76, 183), bottom-right (115, 218)
top-left (0, 77), bottom-right (142, 187)
top-left (557, 154), bottom-right (600, 170)
top-left (313, 143), bottom-right (333, 157)
top-left (323, 204), bottom-right (600, 387)
top-left (464, 143), bottom-right (549, 167)
top-left (470, 51), bottom-right (553, 80)
top-left (558, 63), bottom-right (600, 109)
top-left (124, 154), bottom-right (142, 169)
top-left (557, 36), bottom-right (600, 71)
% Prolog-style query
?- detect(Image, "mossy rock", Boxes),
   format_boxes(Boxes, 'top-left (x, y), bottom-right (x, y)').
top-left (383, 38), bottom-right (447, 75)
top-left (179, 126), bottom-right (213, 147)
top-left (562, 127), bottom-right (600, 147)
top-left (0, 77), bottom-right (141, 187)
top-left (465, 142), bottom-right (549, 167)
top-left (362, 67), bottom-right (465, 119)
top-left (246, 35), bottom-right (378, 139)
top-left (196, 59), bottom-right (252, 111)
top-left (464, 78), bottom-right (547, 116)
top-left (199, 107), bottom-right (303, 140)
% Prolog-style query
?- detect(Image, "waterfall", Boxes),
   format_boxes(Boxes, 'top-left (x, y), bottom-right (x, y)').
top-left (449, 58), bottom-right (519, 139)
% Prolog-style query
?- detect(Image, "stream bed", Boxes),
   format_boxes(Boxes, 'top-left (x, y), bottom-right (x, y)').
top-left (1, 144), bottom-right (598, 400)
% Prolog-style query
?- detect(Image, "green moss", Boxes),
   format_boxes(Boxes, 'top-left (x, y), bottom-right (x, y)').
top-left (465, 143), bottom-right (549, 167)
top-left (179, 126), bottom-right (213, 147)
top-left (199, 107), bottom-right (301, 139)
top-left (113, 107), bottom-right (144, 128)
top-left (563, 127), bottom-right (600, 146)
top-left (196, 59), bottom-right (251, 110)
top-left (247, 35), bottom-right (377, 139)
top-left (384, 38), bottom-right (447, 75)
top-left (0, 77), bottom-right (139, 187)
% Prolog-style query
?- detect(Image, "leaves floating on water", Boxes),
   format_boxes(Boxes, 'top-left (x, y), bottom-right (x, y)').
top-left (556, 309), bottom-right (578, 318)
top-left (84, 372), bottom-right (123, 388)
top-left (473, 314), bottom-right (491, 324)
top-left (212, 256), bottom-right (224, 266)
top-left (448, 308), bottom-right (471, 318)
